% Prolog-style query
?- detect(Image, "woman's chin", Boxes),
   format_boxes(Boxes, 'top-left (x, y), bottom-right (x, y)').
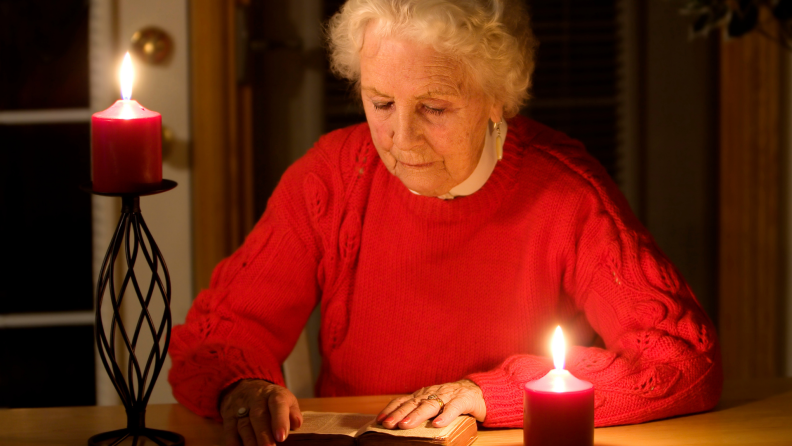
top-left (398, 177), bottom-right (451, 197)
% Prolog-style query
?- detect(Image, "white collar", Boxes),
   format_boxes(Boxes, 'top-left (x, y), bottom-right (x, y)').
top-left (409, 120), bottom-right (506, 200)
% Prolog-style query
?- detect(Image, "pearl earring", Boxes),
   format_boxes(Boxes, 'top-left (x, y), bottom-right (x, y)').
top-left (494, 120), bottom-right (504, 161)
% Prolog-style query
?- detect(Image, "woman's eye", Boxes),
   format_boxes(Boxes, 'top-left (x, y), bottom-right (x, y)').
top-left (424, 105), bottom-right (445, 116)
top-left (373, 102), bottom-right (393, 111)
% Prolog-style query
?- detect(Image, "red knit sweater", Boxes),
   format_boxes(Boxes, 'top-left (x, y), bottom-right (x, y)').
top-left (168, 115), bottom-right (722, 428)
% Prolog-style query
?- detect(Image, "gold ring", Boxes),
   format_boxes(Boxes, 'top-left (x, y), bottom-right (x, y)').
top-left (426, 394), bottom-right (444, 413)
top-left (235, 407), bottom-right (250, 418)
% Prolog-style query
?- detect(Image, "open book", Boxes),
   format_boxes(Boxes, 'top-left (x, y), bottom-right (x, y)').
top-left (282, 411), bottom-right (478, 446)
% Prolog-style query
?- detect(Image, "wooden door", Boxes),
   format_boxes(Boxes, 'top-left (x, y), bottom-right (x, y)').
top-left (718, 11), bottom-right (786, 380)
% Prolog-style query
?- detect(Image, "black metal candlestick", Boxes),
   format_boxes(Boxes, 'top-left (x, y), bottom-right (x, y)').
top-left (83, 180), bottom-right (184, 446)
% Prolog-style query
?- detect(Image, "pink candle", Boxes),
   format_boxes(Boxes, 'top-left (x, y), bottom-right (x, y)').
top-left (524, 326), bottom-right (594, 446)
top-left (92, 53), bottom-right (161, 193)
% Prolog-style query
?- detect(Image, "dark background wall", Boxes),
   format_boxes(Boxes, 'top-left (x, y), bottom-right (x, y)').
top-left (250, 0), bottom-right (719, 322)
top-left (0, 0), bottom-right (729, 407)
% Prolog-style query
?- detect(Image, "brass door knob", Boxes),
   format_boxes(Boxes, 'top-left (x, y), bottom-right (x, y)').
top-left (130, 27), bottom-right (173, 65)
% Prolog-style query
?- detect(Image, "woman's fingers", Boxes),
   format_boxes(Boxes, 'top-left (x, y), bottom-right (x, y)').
top-left (236, 416), bottom-right (261, 446)
top-left (378, 380), bottom-right (486, 430)
top-left (431, 398), bottom-right (464, 427)
top-left (289, 399), bottom-right (304, 430)
top-left (396, 398), bottom-right (445, 429)
top-left (268, 390), bottom-right (297, 442)
top-left (379, 397), bottom-right (423, 428)
top-left (223, 416), bottom-right (243, 446)
top-left (249, 405), bottom-right (276, 446)
top-left (219, 379), bottom-right (301, 446)
top-left (376, 395), bottom-right (412, 423)
top-left (380, 392), bottom-right (446, 429)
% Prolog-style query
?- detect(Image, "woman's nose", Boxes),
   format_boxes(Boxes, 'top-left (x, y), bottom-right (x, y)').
top-left (391, 108), bottom-right (421, 151)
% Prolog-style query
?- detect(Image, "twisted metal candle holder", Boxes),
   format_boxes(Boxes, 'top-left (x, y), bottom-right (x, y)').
top-left (84, 181), bottom-right (184, 446)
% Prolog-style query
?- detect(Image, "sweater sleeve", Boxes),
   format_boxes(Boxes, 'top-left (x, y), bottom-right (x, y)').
top-left (167, 143), bottom-right (332, 420)
top-left (466, 139), bottom-right (722, 428)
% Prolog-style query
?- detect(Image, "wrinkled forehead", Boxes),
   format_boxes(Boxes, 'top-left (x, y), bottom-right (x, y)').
top-left (360, 21), bottom-right (471, 96)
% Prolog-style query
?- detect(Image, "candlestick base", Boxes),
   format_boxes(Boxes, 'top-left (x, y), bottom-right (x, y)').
top-left (81, 179), bottom-right (177, 197)
top-left (88, 427), bottom-right (184, 446)
top-left (84, 182), bottom-right (184, 446)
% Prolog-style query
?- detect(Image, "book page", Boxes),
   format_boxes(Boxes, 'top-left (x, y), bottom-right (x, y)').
top-left (363, 416), bottom-right (468, 440)
top-left (293, 412), bottom-right (376, 437)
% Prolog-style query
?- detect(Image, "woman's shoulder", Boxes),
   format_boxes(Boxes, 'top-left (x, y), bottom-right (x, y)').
top-left (509, 115), bottom-right (610, 189)
top-left (316, 121), bottom-right (371, 146)
top-left (310, 121), bottom-right (373, 168)
top-left (509, 115), bottom-right (637, 229)
top-left (274, 122), bottom-right (376, 220)
top-left (281, 121), bottom-right (374, 186)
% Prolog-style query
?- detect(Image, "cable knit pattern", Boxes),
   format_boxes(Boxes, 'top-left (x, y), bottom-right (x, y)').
top-left (168, 115), bottom-right (722, 427)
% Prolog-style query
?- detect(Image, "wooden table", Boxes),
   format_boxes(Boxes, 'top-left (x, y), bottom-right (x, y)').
top-left (2, 389), bottom-right (792, 446)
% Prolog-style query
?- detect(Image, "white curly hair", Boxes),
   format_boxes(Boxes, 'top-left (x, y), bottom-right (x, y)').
top-left (326, 0), bottom-right (537, 117)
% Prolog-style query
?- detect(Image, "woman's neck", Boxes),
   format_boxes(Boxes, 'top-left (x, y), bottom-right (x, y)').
top-left (409, 120), bottom-right (507, 200)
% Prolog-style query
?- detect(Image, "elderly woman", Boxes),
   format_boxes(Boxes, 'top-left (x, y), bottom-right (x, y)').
top-left (169, 0), bottom-right (722, 445)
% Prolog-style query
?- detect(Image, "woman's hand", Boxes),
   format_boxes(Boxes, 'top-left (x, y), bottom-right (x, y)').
top-left (219, 379), bottom-right (302, 446)
top-left (376, 379), bottom-right (486, 429)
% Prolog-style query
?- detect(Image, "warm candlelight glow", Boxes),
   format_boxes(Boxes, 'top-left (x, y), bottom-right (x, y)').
top-left (549, 373), bottom-right (567, 392)
top-left (524, 325), bottom-right (594, 446)
top-left (120, 52), bottom-right (134, 100)
top-left (93, 53), bottom-right (162, 191)
top-left (552, 325), bottom-right (565, 370)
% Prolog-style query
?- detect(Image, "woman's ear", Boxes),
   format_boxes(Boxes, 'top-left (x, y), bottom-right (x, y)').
top-left (489, 102), bottom-right (505, 123)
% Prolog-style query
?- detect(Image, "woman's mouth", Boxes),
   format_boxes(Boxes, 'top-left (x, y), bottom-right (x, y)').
top-left (400, 161), bottom-right (434, 169)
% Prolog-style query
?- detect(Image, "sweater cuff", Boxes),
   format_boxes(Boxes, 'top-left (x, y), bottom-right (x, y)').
top-left (169, 342), bottom-right (284, 422)
top-left (466, 369), bottom-right (523, 427)
top-left (465, 355), bottom-right (552, 428)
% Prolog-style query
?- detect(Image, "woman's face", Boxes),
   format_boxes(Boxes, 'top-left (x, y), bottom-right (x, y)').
top-left (359, 26), bottom-right (501, 197)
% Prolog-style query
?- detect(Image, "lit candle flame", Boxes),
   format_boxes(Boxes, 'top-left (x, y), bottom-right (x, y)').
top-left (120, 52), bottom-right (134, 100)
top-left (552, 325), bottom-right (565, 370)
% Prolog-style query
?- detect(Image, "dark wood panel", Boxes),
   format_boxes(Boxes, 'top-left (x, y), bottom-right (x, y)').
top-left (718, 12), bottom-right (784, 380)
top-left (190, 0), bottom-right (254, 292)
